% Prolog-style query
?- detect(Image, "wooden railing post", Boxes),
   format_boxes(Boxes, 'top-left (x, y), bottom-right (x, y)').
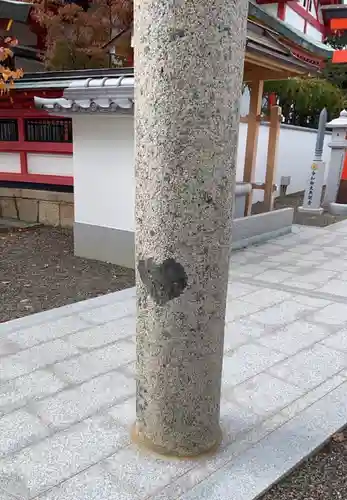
top-left (264, 105), bottom-right (282, 212)
top-left (243, 79), bottom-right (264, 216)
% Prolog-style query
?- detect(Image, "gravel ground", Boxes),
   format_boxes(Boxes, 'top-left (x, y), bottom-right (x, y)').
top-left (0, 226), bottom-right (134, 323)
top-left (260, 430), bottom-right (347, 500)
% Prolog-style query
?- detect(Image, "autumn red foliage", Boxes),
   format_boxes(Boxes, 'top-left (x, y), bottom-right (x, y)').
top-left (32, 0), bottom-right (133, 70)
top-left (0, 35), bottom-right (23, 92)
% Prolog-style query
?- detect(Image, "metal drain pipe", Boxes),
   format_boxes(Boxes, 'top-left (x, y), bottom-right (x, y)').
top-left (233, 182), bottom-right (252, 219)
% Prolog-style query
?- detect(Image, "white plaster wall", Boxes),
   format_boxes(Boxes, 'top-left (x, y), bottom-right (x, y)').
top-left (285, 7), bottom-right (305, 32)
top-left (27, 154), bottom-right (73, 176)
top-left (73, 114), bottom-right (134, 232)
top-left (237, 122), bottom-right (332, 203)
top-left (306, 23), bottom-right (323, 42)
top-left (261, 4), bottom-right (278, 17)
top-left (32, 113), bottom-right (332, 233)
top-left (0, 152), bottom-right (21, 173)
top-left (240, 88), bottom-right (250, 118)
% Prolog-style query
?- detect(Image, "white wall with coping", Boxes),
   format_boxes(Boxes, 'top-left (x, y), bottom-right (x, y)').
top-left (260, 4), bottom-right (278, 18)
top-left (285, 7), bottom-right (305, 32)
top-left (306, 23), bottom-right (322, 42)
top-left (237, 122), bottom-right (332, 203)
top-left (74, 117), bottom-right (327, 230)
top-left (72, 113), bottom-right (135, 268)
top-left (0, 117), bottom-right (332, 206)
top-left (27, 153), bottom-right (73, 177)
top-left (255, 2), bottom-right (322, 42)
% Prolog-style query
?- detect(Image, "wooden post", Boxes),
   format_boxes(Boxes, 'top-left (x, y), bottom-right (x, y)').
top-left (243, 80), bottom-right (264, 216)
top-left (264, 105), bottom-right (282, 212)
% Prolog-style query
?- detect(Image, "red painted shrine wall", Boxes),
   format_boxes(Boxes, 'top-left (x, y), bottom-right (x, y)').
top-left (0, 89), bottom-right (73, 186)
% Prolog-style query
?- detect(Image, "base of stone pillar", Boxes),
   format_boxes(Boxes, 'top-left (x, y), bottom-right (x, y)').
top-left (297, 206), bottom-right (324, 215)
top-left (336, 179), bottom-right (347, 204)
top-left (328, 202), bottom-right (347, 216)
top-left (131, 422), bottom-right (222, 459)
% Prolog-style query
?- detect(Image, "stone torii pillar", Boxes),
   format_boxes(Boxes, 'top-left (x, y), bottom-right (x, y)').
top-left (133, 0), bottom-right (249, 457)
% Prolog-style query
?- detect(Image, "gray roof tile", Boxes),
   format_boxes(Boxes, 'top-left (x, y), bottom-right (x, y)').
top-left (35, 75), bottom-right (134, 114)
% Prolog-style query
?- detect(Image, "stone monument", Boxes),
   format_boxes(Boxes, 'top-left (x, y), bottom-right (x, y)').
top-left (133, 0), bottom-right (249, 457)
top-left (298, 108), bottom-right (327, 215)
top-left (323, 109), bottom-right (347, 209)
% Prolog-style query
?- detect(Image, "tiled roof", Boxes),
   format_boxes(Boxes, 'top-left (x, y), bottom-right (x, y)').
top-left (35, 75), bottom-right (134, 114)
top-left (249, 1), bottom-right (333, 59)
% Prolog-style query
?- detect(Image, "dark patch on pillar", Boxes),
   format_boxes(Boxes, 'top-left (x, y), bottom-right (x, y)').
top-left (138, 257), bottom-right (188, 305)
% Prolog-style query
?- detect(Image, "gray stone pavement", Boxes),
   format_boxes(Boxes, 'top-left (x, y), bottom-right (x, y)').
top-left (1, 222), bottom-right (347, 499)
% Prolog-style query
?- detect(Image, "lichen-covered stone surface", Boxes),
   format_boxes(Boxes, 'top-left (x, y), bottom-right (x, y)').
top-left (134, 0), bottom-right (249, 456)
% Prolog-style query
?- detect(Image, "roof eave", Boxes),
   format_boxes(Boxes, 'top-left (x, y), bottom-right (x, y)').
top-left (248, 0), bottom-right (333, 59)
top-left (0, 0), bottom-right (32, 23)
top-left (321, 4), bottom-right (347, 23)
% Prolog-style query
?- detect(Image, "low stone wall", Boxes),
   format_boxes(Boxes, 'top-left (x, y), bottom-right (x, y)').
top-left (231, 207), bottom-right (294, 251)
top-left (0, 188), bottom-right (74, 228)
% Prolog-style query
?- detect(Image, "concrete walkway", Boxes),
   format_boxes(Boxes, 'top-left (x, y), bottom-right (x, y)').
top-left (1, 221), bottom-right (347, 499)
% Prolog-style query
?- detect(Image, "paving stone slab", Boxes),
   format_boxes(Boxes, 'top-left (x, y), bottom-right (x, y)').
top-left (53, 340), bottom-right (135, 384)
top-left (257, 320), bottom-right (331, 355)
top-left (0, 371), bottom-right (66, 415)
top-left (38, 465), bottom-right (138, 500)
top-left (0, 410), bottom-right (49, 459)
top-left (317, 279), bottom-right (347, 298)
top-left (251, 269), bottom-right (294, 284)
top-left (65, 316), bottom-right (135, 351)
top-left (322, 328), bottom-right (347, 351)
top-left (180, 382), bottom-right (347, 500)
top-left (281, 374), bottom-right (346, 419)
top-left (248, 300), bottom-right (314, 327)
top-left (225, 300), bottom-right (264, 322)
top-left (33, 371), bottom-right (135, 430)
top-left (149, 414), bottom-right (288, 500)
top-left (3, 316), bottom-right (91, 350)
top-left (103, 446), bottom-right (193, 498)
top-left (108, 397), bottom-right (136, 428)
top-left (0, 415), bottom-right (130, 498)
top-left (307, 302), bottom-right (347, 326)
top-left (268, 343), bottom-right (347, 391)
top-left (240, 288), bottom-right (293, 308)
top-left (78, 301), bottom-right (136, 325)
top-left (222, 343), bottom-right (286, 388)
top-left (0, 288), bottom-right (135, 335)
top-left (223, 372), bottom-right (305, 419)
top-left (0, 340), bottom-right (79, 382)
